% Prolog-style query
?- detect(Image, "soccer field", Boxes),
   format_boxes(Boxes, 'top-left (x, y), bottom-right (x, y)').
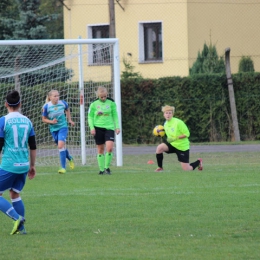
top-left (1, 148), bottom-right (260, 260)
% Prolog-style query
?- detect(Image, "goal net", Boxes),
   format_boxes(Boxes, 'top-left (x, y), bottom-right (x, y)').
top-left (0, 39), bottom-right (122, 167)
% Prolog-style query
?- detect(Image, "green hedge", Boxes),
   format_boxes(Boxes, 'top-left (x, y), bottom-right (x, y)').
top-left (2, 72), bottom-right (260, 145)
top-left (121, 73), bottom-right (260, 143)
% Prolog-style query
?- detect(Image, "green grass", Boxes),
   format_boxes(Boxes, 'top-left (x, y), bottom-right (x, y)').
top-left (1, 150), bottom-right (260, 260)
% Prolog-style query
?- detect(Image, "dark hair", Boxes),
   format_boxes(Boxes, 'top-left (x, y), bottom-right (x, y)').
top-left (6, 90), bottom-right (21, 107)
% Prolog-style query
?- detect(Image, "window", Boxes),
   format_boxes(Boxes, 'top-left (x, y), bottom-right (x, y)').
top-left (139, 22), bottom-right (163, 62)
top-left (92, 25), bottom-right (109, 39)
top-left (88, 25), bottom-right (110, 65)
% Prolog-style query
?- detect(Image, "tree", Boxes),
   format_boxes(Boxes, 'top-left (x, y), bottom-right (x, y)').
top-left (0, 0), bottom-right (19, 40)
top-left (1, 0), bottom-right (58, 40)
top-left (0, 0), bottom-right (63, 40)
top-left (238, 56), bottom-right (255, 73)
top-left (39, 0), bottom-right (64, 39)
top-left (0, 0), bottom-right (70, 86)
top-left (190, 42), bottom-right (225, 75)
top-left (121, 56), bottom-right (142, 80)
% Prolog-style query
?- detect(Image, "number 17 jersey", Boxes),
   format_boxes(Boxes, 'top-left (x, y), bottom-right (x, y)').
top-left (0, 112), bottom-right (35, 174)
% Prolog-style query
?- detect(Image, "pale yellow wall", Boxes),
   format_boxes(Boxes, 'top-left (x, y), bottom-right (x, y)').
top-left (63, 0), bottom-right (189, 79)
top-left (63, 0), bottom-right (111, 82)
top-left (63, 0), bottom-right (260, 79)
top-left (187, 0), bottom-right (260, 73)
top-left (64, 0), bottom-right (109, 39)
top-left (115, 0), bottom-right (189, 78)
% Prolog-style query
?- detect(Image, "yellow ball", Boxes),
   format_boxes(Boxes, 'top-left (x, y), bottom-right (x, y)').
top-left (153, 125), bottom-right (165, 137)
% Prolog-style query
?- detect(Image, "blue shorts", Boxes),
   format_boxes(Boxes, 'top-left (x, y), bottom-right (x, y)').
top-left (51, 127), bottom-right (68, 144)
top-left (0, 169), bottom-right (27, 194)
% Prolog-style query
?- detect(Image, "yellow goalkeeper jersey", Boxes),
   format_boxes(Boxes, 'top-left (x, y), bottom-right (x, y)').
top-left (164, 117), bottom-right (190, 151)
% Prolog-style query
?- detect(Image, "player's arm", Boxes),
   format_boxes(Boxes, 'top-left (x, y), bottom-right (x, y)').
top-left (28, 149), bottom-right (36, 180)
top-left (87, 104), bottom-right (95, 130)
top-left (65, 108), bottom-right (75, 126)
top-left (42, 115), bottom-right (57, 125)
top-left (179, 121), bottom-right (190, 139)
top-left (62, 100), bottom-right (74, 126)
top-left (28, 133), bottom-right (36, 180)
top-left (111, 101), bottom-right (120, 134)
top-left (0, 137), bottom-right (4, 153)
top-left (42, 105), bottom-right (57, 124)
top-left (0, 117), bottom-right (5, 153)
top-left (177, 134), bottom-right (187, 139)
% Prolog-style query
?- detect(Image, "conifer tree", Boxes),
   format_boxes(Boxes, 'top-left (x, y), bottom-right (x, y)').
top-left (238, 56), bottom-right (255, 73)
top-left (0, 0), bottom-right (70, 86)
top-left (0, 0), bottom-right (18, 40)
top-left (190, 43), bottom-right (225, 75)
top-left (2, 0), bottom-right (58, 40)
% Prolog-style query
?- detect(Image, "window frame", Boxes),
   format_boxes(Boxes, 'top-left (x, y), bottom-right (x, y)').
top-left (138, 21), bottom-right (163, 63)
top-left (87, 24), bottom-right (110, 65)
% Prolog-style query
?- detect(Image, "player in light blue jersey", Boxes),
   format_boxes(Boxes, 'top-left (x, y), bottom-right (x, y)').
top-left (0, 90), bottom-right (36, 235)
top-left (42, 90), bottom-right (75, 174)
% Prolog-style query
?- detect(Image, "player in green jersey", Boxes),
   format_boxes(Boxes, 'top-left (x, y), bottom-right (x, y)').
top-left (88, 86), bottom-right (120, 175)
top-left (155, 105), bottom-right (203, 172)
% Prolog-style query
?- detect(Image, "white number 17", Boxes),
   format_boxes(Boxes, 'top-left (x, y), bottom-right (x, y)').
top-left (12, 125), bottom-right (28, 148)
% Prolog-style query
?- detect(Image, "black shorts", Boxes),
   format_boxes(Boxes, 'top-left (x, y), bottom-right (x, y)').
top-left (94, 127), bottom-right (115, 145)
top-left (164, 141), bottom-right (190, 163)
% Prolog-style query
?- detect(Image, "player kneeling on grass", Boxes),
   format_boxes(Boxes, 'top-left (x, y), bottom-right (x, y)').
top-left (155, 105), bottom-right (203, 172)
top-left (0, 90), bottom-right (36, 235)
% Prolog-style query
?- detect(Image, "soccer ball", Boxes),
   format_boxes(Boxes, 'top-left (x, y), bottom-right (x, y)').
top-left (153, 125), bottom-right (165, 137)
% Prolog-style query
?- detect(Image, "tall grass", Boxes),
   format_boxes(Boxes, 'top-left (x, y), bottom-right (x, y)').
top-left (1, 150), bottom-right (259, 260)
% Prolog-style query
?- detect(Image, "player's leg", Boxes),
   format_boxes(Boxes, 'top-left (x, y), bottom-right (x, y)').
top-left (104, 141), bottom-right (114, 174)
top-left (57, 128), bottom-right (68, 173)
top-left (95, 127), bottom-right (106, 174)
top-left (104, 130), bottom-right (115, 174)
top-left (0, 170), bottom-right (25, 234)
top-left (97, 144), bottom-right (105, 174)
top-left (10, 172), bottom-right (27, 234)
top-left (189, 158), bottom-right (203, 171)
top-left (66, 147), bottom-right (75, 170)
top-left (51, 131), bottom-right (65, 173)
top-left (59, 127), bottom-right (75, 170)
top-left (0, 194), bottom-right (20, 220)
top-left (177, 150), bottom-right (202, 171)
top-left (57, 140), bottom-right (66, 173)
top-left (155, 143), bottom-right (169, 172)
top-left (180, 162), bottom-right (193, 170)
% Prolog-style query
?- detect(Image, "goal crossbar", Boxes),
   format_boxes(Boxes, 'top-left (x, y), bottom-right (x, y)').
top-left (0, 38), bottom-right (123, 167)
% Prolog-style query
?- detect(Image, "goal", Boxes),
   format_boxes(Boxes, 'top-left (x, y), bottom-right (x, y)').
top-left (0, 39), bottom-right (122, 167)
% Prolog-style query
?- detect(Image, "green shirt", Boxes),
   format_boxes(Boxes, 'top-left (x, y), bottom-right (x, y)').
top-left (88, 98), bottom-right (119, 130)
top-left (164, 117), bottom-right (190, 151)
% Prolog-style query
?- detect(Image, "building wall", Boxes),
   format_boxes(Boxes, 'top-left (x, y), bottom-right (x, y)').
top-left (63, 0), bottom-right (260, 79)
top-left (187, 0), bottom-right (260, 73)
top-left (115, 0), bottom-right (189, 78)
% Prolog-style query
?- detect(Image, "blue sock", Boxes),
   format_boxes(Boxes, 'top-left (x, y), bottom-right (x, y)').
top-left (65, 149), bottom-right (71, 160)
top-left (12, 197), bottom-right (25, 216)
top-left (0, 196), bottom-right (19, 221)
top-left (12, 197), bottom-right (25, 230)
top-left (59, 149), bottom-right (66, 168)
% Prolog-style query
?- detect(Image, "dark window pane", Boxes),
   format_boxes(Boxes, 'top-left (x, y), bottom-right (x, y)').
top-left (144, 23), bottom-right (162, 61)
top-left (92, 26), bottom-right (109, 39)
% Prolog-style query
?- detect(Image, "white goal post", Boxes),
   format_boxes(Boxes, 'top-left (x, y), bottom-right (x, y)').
top-left (0, 38), bottom-right (123, 167)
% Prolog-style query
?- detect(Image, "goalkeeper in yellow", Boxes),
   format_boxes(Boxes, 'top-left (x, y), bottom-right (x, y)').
top-left (155, 105), bottom-right (203, 172)
top-left (88, 86), bottom-right (120, 175)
